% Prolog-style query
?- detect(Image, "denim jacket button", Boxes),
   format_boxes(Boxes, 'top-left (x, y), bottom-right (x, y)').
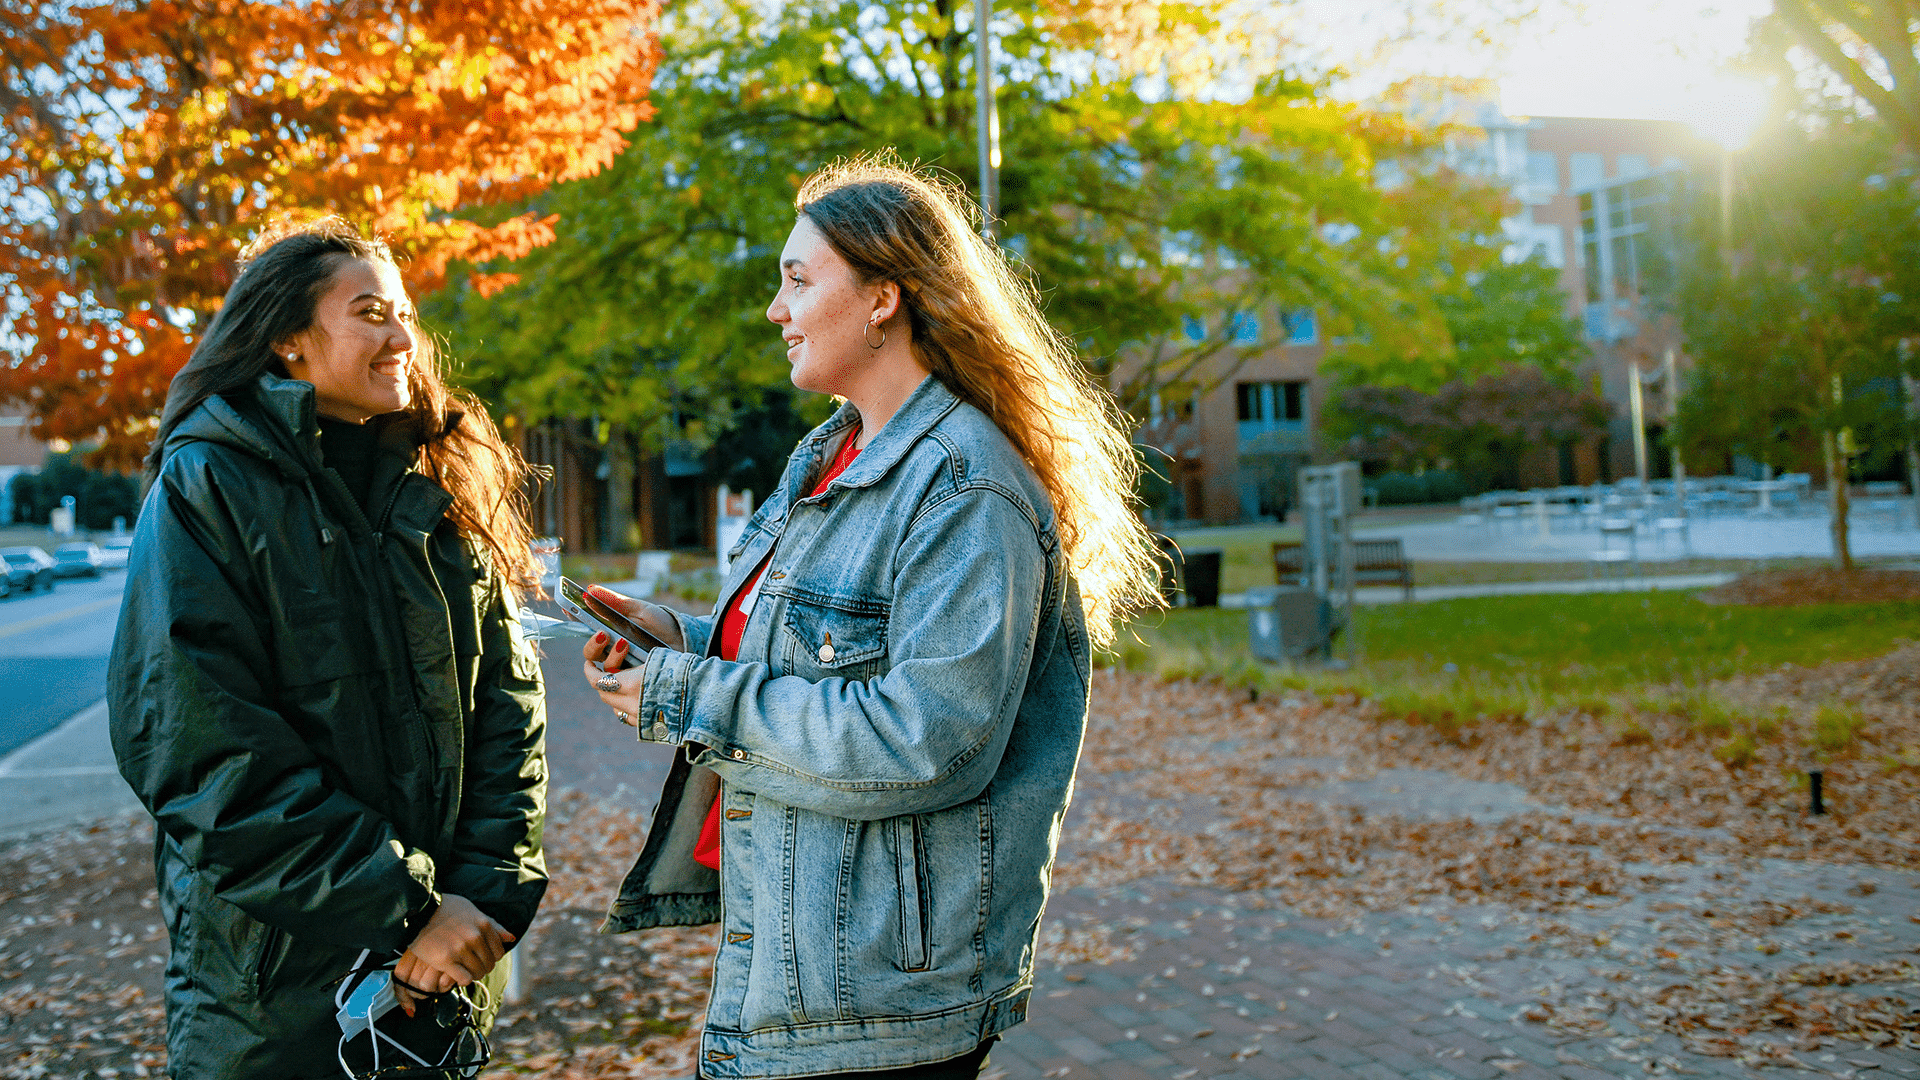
top-left (731, 749), bottom-right (746, 760)
top-left (651, 722), bottom-right (669, 740)
top-left (817, 642), bottom-right (835, 663)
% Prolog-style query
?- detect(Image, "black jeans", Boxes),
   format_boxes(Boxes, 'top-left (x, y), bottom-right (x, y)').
top-left (701, 1039), bottom-right (996, 1080)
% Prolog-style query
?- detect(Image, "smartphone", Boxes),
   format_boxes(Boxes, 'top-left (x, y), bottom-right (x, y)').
top-left (557, 577), bottom-right (670, 656)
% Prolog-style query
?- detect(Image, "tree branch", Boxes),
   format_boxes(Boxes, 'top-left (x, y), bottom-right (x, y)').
top-left (1780, 0), bottom-right (1920, 150)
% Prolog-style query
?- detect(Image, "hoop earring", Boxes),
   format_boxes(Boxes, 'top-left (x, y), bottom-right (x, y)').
top-left (865, 320), bottom-right (886, 350)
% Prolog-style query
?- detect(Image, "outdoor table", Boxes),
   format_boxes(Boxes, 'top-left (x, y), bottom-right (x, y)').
top-left (1744, 478), bottom-right (1795, 513)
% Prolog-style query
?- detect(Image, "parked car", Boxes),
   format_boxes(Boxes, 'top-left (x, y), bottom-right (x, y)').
top-left (97, 535), bottom-right (134, 570)
top-left (52, 542), bottom-right (105, 578)
top-left (1, 547), bottom-right (56, 593)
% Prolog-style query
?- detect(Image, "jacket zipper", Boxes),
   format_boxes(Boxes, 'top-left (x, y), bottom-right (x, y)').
top-left (311, 463), bottom-right (447, 845)
top-left (253, 924), bottom-right (284, 998)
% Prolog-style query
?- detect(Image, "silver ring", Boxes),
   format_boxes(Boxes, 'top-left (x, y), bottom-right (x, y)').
top-left (614, 711), bottom-right (629, 725)
top-left (596, 674), bottom-right (622, 694)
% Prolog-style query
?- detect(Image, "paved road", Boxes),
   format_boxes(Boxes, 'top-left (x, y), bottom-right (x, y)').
top-left (0, 571), bottom-right (124, 757)
top-left (0, 570), bottom-right (136, 836)
top-left (0, 583), bottom-right (679, 839)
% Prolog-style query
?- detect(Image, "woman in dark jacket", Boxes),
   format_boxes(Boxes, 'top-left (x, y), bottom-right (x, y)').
top-left (109, 218), bottom-right (549, 1079)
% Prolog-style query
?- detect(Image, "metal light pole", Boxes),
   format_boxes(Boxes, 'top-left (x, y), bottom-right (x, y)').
top-left (1629, 361), bottom-right (1648, 486)
top-left (1664, 348), bottom-right (1686, 514)
top-left (974, 0), bottom-right (1000, 239)
top-left (1902, 340), bottom-right (1920, 529)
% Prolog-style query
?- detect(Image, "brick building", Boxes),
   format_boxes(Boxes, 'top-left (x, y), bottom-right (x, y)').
top-left (1141, 103), bottom-right (1717, 525)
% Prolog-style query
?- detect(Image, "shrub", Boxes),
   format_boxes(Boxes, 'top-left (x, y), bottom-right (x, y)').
top-left (9, 451), bottom-right (140, 529)
top-left (1365, 470), bottom-right (1477, 507)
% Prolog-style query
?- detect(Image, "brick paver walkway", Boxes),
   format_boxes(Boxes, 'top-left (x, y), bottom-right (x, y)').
top-left (537, 647), bottom-right (1920, 1080)
top-left (993, 865), bottom-right (1920, 1080)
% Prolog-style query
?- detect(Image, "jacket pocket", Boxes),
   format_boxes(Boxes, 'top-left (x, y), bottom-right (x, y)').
top-left (250, 922), bottom-right (287, 1000)
top-left (891, 816), bottom-right (931, 972)
top-left (781, 595), bottom-right (889, 681)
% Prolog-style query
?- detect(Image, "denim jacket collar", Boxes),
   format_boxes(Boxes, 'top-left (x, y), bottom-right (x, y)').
top-left (787, 376), bottom-right (961, 504)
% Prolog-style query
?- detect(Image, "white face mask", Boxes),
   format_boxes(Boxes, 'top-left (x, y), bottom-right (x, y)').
top-left (334, 949), bottom-right (492, 1079)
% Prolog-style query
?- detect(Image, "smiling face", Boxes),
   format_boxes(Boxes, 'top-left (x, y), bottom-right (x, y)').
top-left (765, 216), bottom-right (884, 397)
top-left (278, 257), bottom-right (416, 423)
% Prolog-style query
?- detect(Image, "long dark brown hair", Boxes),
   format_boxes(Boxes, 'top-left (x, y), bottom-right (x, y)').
top-left (150, 217), bottom-right (540, 589)
top-left (796, 158), bottom-right (1160, 643)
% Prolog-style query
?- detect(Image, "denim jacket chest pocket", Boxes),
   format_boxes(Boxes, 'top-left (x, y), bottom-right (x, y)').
top-left (778, 593), bottom-right (890, 683)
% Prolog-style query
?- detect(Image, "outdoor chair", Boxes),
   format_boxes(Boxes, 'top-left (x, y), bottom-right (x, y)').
top-left (1589, 517), bottom-right (1640, 589)
top-left (1653, 515), bottom-right (1689, 554)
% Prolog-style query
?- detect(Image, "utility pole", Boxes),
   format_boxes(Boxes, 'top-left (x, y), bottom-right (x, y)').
top-left (1903, 340), bottom-right (1920, 529)
top-left (1664, 348), bottom-right (1686, 513)
top-left (1629, 360), bottom-right (1649, 486)
top-left (974, 0), bottom-right (1000, 239)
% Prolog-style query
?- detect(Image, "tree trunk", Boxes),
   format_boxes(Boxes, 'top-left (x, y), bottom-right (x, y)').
top-left (606, 425), bottom-right (639, 552)
top-left (1824, 427), bottom-right (1853, 572)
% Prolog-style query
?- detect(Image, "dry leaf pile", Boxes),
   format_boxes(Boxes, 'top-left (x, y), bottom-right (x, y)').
top-left (1700, 570), bottom-right (1920, 607)
top-left (1066, 666), bottom-right (1920, 888)
top-left (0, 817), bottom-right (168, 1079)
top-left (0, 795), bottom-right (714, 1080)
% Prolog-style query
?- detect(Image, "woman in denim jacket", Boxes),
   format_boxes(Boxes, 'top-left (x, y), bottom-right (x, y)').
top-left (581, 159), bottom-right (1159, 1079)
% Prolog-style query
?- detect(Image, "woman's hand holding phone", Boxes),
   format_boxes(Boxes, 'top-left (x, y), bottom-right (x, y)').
top-left (581, 586), bottom-right (681, 725)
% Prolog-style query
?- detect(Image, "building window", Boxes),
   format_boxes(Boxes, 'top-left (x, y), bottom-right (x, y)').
top-left (1617, 154), bottom-right (1649, 179)
top-left (1182, 315), bottom-right (1206, 342)
top-left (1231, 311), bottom-right (1260, 344)
top-left (1281, 309), bottom-right (1316, 345)
top-left (1569, 152), bottom-right (1605, 191)
top-left (1577, 170), bottom-right (1682, 331)
top-left (1526, 150), bottom-right (1559, 194)
top-left (1236, 381), bottom-right (1306, 422)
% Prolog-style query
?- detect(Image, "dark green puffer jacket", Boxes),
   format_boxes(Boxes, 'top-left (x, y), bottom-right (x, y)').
top-left (109, 374), bottom-right (548, 1080)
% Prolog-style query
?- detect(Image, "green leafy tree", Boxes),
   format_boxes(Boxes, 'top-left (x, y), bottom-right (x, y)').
top-left (1673, 112), bottom-right (1920, 569)
top-left (1324, 255), bottom-right (1598, 490)
top-left (8, 451), bottom-right (139, 529)
top-left (428, 0), bottom-right (1503, 453)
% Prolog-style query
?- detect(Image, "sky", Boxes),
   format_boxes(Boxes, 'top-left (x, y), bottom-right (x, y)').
top-left (1496, 0), bottom-right (1774, 142)
top-left (1295, 0), bottom-right (1778, 147)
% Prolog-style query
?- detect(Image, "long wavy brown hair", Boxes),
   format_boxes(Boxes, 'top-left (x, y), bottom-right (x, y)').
top-left (150, 217), bottom-right (541, 590)
top-left (796, 158), bottom-right (1160, 643)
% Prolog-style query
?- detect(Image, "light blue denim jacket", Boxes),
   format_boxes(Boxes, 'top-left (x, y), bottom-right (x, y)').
top-left (602, 377), bottom-right (1090, 1077)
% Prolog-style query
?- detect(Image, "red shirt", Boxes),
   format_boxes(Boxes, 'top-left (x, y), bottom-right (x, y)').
top-left (692, 432), bottom-right (861, 869)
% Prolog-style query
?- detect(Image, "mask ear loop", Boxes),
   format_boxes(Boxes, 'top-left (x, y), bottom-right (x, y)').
top-left (336, 965), bottom-right (494, 1080)
top-left (337, 950), bottom-right (399, 1080)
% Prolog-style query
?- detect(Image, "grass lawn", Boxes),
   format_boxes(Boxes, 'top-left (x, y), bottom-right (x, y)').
top-left (1112, 591), bottom-right (1920, 730)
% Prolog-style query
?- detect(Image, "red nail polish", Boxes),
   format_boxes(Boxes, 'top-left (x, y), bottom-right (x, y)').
top-left (593, 632), bottom-right (607, 643)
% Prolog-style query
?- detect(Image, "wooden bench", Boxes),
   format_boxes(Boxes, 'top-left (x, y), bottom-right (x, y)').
top-left (1273, 538), bottom-right (1414, 600)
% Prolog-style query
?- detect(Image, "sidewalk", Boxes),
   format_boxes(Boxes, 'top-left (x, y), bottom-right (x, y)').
top-left (0, 698), bottom-right (138, 838)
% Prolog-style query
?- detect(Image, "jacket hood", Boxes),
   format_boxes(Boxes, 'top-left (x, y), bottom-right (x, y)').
top-left (164, 373), bottom-right (325, 482)
top-left (164, 373), bottom-right (451, 481)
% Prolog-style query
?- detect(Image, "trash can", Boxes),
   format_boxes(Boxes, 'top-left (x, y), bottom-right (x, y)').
top-left (1181, 547), bottom-right (1222, 608)
top-left (1246, 585), bottom-right (1331, 661)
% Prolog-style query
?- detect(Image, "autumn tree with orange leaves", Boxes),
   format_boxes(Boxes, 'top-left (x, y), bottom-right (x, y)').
top-left (0, 0), bottom-right (661, 467)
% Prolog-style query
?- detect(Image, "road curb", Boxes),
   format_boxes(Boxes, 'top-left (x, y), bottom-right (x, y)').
top-left (0, 698), bottom-right (141, 841)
